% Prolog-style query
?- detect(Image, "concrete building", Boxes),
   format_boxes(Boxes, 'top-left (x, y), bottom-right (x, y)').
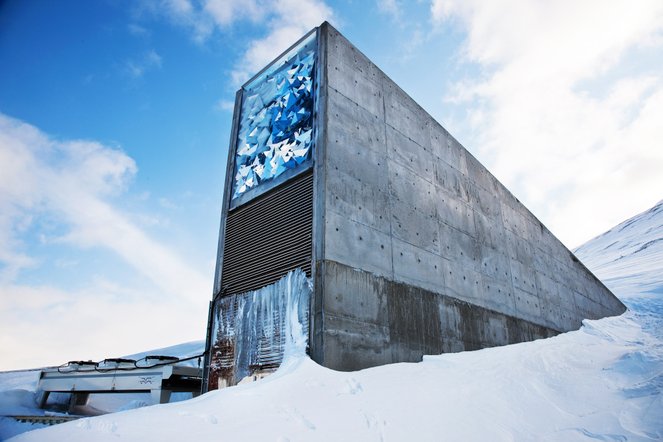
top-left (203, 22), bottom-right (626, 390)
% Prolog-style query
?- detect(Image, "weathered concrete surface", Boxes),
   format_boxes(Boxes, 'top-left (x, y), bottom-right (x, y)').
top-left (314, 22), bottom-right (625, 369)
top-left (207, 22), bottom-right (627, 385)
top-left (317, 260), bottom-right (558, 371)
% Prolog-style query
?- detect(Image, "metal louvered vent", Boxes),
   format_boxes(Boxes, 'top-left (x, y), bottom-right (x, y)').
top-left (220, 171), bottom-right (313, 296)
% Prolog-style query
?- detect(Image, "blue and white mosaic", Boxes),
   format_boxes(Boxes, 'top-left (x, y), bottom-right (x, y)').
top-left (231, 34), bottom-right (316, 201)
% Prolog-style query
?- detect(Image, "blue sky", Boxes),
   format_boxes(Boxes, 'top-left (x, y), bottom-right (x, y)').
top-left (1, 0), bottom-right (662, 370)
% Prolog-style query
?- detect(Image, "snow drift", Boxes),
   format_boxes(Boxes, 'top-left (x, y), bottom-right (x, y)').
top-left (2, 201), bottom-right (662, 441)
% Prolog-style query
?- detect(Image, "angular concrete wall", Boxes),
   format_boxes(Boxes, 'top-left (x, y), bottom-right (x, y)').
top-left (206, 23), bottom-right (627, 388)
top-left (311, 22), bottom-right (626, 370)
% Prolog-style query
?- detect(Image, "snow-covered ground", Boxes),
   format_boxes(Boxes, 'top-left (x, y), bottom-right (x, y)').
top-left (2, 202), bottom-right (662, 441)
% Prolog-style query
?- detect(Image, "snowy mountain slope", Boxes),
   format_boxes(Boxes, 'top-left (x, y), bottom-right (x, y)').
top-left (575, 199), bottom-right (663, 300)
top-left (574, 199), bottom-right (663, 341)
top-left (4, 202), bottom-right (663, 442)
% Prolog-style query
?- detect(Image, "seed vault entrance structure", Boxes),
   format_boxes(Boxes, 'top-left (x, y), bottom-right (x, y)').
top-left (203, 23), bottom-right (626, 390)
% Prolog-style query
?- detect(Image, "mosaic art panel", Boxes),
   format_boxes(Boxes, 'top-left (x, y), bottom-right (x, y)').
top-left (231, 33), bottom-right (316, 201)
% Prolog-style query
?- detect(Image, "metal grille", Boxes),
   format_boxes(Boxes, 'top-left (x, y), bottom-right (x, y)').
top-left (221, 171), bottom-right (313, 296)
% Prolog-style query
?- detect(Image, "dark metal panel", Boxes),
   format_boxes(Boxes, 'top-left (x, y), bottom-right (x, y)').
top-left (220, 171), bottom-right (314, 296)
top-left (204, 89), bottom-right (243, 391)
top-left (204, 27), bottom-right (321, 392)
top-left (212, 89), bottom-right (244, 296)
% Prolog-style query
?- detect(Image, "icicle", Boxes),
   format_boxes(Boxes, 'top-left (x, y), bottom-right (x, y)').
top-left (283, 270), bottom-right (312, 361)
top-left (209, 268), bottom-right (311, 386)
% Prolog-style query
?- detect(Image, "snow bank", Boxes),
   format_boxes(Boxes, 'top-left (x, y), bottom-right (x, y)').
top-left (7, 306), bottom-right (662, 441)
top-left (3, 202), bottom-right (663, 441)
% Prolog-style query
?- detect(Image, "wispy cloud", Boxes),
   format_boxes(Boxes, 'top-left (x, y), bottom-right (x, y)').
top-left (138, 0), bottom-right (334, 85)
top-left (431, 0), bottom-right (663, 247)
top-left (377, 0), bottom-right (402, 20)
top-left (0, 282), bottom-right (204, 369)
top-left (0, 113), bottom-right (208, 298)
top-left (203, 0), bottom-right (265, 27)
top-left (136, 0), bottom-right (208, 42)
top-left (128, 23), bottom-right (150, 37)
top-left (158, 197), bottom-right (178, 209)
top-left (0, 114), bottom-right (209, 369)
top-left (125, 49), bottom-right (162, 78)
top-left (231, 0), bottom-right (334, 85)
top-left (214, 98), bottom-right (236, 112)
top-left (136, 0), bottom-right (259, 43)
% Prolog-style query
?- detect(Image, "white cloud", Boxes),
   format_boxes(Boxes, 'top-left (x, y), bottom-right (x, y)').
top-left (0, 283), bottom-right (203, 370)
top-left (128, 23), bottom-right (150, 37)
top-left (204, 0), bottom-right (265, 27)
top-left (431, 0), bottom-right (663, 247)
top-left (158, 197), bottom-right (178, 209)
top-left (125, 50), bottom-right (163, 78)
top-left (141, 0), bottom-right (333, 85)
top-left (377, 0), bottom-right (401, 20)
top-left (138, 0), bottom-right (266, 43)
top-left (214, 98), bottom-right (236, 112)
top-left (0, 114), bottom-right (209, 370)
top-left (229, 0), bottom-right (334, 85)
top-left (139, 0), bottom-right (215, 43)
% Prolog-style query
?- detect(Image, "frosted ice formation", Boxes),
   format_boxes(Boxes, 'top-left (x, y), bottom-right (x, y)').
top-left (231, 33), bottom-right (317, 201)
top-left (208, 269), bottom-right (311, 388)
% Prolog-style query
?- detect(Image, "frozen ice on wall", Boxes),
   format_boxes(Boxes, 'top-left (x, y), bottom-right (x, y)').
top-left (208, 269), bottom-right (311, 388)
top-left (231, 33), bottom-right (317, 201)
